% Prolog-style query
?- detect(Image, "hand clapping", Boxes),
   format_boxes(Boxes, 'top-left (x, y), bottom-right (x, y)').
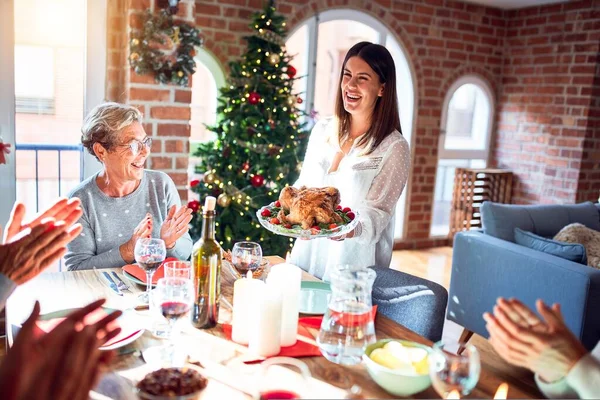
top-left (160, 205), bottom-right (193, 249)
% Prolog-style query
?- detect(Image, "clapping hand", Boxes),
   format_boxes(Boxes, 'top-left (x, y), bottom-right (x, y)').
top-left (484, 298), bottom-right (588, 383)
top-left (120, 213), bottom-right (153, 263)
top-left (160, 205), bottom-right (193, 249)
top-left (0, 299), bottom-right (122, 400)
top-left (0, 199), bottom-right (83, 285)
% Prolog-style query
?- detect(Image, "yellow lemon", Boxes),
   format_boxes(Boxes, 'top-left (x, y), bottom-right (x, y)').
top-left (406, 348), bottom-right (429, 375)
top-left (369, 348), bottom-right (404, 370)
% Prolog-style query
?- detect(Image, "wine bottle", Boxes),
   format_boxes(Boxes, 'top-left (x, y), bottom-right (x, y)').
top-left (191, 196), bottom-right (222, 329)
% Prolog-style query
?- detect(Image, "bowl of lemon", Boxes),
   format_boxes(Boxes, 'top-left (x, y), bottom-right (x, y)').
top-left (362, 339), bottom-right (432, 397)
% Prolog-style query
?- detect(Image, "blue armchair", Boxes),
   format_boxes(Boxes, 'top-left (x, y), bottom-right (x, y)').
top-left (447, 201), bottom-right (600, 350)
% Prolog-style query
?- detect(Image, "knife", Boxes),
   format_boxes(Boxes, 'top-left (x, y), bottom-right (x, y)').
top-left (102, 271), bottom-right (123, 296)
top-left (111, 271), bottom-right (130, 291)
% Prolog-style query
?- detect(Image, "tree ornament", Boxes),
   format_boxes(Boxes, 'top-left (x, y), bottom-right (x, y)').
top-left (297, 97), bottom-right (303, 104)
top-left (286, 65), bottom-right (297, 78)
top-left (188, 200), bottom-right (201, 213)
top-left (129, 9), bottom-right (203, 86)
top-left (190, 179), bottom-right (200, 188)
top-left (269, 53), bottom-right (280, 64)
top-left (250, 174), bottom-right (265, 187)
top-left (217, 193), bottom-right (231, 207)
top-left (242, 161), bottom-right (251, 171)
top-left (248, 92), bottom-right (261, 105)
top-left (204, 172), bottom-right (216, 184)
top-left (223, 146), bottom-right (231, 158)
top-left (268, 119), bottom-right (276, 129)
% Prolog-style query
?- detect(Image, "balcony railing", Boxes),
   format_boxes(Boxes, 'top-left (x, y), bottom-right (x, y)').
top-left (15, 143), bottom-right (85, 212)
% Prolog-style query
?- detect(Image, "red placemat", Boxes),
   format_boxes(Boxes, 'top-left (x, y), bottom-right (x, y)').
top-left (222, 320), bottom-right (321, 359)
top-left (122, 257), bottom-right (178, 284)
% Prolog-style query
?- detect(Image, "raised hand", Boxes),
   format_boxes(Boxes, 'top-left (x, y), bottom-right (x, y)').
top-left (160, 205), bottom-right (193, 249)
top-left (120, 213), bottom-right (153, 263)
top-left (2, 198), bottom-right (82, 244)
top-left (0, 219), bottom-right (83, 285)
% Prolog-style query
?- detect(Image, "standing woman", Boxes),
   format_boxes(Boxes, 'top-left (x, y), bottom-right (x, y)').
top-left (290, 42), bottom-right (411, 281)
top-left (65, 103), bottom-right (193, 270)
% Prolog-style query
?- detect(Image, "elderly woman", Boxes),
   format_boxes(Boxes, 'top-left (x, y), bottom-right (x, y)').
top-left (65, 102), bottom-right (193, 270)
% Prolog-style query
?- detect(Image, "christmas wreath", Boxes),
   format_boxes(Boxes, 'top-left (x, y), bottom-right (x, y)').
top-left (129, 9), bottom-right (203, 87)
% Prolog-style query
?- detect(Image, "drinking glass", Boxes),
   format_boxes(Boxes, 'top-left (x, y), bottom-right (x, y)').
top-left (164, 260), bottom-right (192, 280)
top-left (146, 277), bottom-right (194, 366)
top-left (135, 238), bottom-right (167, 304)
top-left (317, 265), bottom-right (376, 365)
top-left (428, 341), bottom-right (481, 398)
top-left (256, 357), bottom-right (311, 400)
top-left (231, 241), bottom-right (262, 278)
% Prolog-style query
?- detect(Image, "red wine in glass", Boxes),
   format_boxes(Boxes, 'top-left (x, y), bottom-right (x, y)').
top-left (161, 301), bottom-right (191, 322)
top-left (138, 258), bottom-right (163, 273)
top-left (259, 390), bottom-right (300, 400)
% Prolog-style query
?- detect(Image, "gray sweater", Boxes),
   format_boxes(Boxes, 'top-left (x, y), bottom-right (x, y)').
top-left (65, 170), bottom-right (193, 271)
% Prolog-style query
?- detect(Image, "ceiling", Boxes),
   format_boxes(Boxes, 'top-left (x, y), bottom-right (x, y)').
top-left (460, 0), bottom-right (568, 9)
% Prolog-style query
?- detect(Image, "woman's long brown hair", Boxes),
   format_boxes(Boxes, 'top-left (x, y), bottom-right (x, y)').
top-left (334, 42), bottom-right (402, 155)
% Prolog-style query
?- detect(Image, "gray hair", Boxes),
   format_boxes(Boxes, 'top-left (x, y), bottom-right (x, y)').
top-left (81, 102), bottom-right (143, 160)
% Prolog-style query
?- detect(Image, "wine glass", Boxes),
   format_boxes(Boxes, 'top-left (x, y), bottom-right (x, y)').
top-left (135, 238), bottom-right (167, 304)
top-left (231, 241), bottom-right (262, 278)
top-left (164, 260), bottom-right (192, 280)
top-left (146, 277), bottom-right (194, 366)
top-left (428, 341), bottom-right (481, 398)
top-left (256, 357), bottom-right (311, 400)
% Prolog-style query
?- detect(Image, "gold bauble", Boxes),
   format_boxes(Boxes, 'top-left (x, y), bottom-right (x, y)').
top-left (287, 96), bottom-right (295, 105)
top-left (269, 53), bottom-right (280, 64)
top-left (217, 193), bottom-right (231, 207)
top-left (131, 38), bottom-right (140, 46)
top-left (204, 172), bottom-right (216, 184)
top-left (177, 71), bottom-right (184, 78)
top-left (130, 52), bottom-right (140, 61)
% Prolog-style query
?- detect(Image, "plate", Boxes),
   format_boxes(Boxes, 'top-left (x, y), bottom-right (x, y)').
top-left (38, 307), bottom-right (145, 350)
top-left (299, 281), bottom-right (331, 315)
top-left (122, 270), bottom-right (155, 287)
top-left (257, 203), bottom-right (360, 239)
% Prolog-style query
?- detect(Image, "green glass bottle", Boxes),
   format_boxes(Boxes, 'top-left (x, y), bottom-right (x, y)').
top-left (191, 196), bottom-right (222, 329)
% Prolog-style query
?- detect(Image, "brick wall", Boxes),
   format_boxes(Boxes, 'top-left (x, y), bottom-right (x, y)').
top-left (107, 0), bottom-right (600, 249)
top-left (492, 1), bottom-right (600, 204)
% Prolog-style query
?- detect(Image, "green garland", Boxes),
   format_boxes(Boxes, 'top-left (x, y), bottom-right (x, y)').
top-left (129, 9), bottom-right (203, 87)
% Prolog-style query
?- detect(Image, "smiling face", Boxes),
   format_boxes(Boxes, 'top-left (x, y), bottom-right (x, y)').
top-left (95, 121), bottom-right (150, 183)
top-left (340, 56), bottom-right (385, 121)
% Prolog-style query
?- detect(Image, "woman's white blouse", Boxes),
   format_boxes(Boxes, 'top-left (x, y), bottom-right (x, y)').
top-left (289, 118), bottom-right (411, 281)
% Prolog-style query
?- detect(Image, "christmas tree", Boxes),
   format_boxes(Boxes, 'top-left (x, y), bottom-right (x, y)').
top-left (189, 0), bottom-right (309, 256)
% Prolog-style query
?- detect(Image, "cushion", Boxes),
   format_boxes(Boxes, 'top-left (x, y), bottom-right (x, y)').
top-left (514, 228), bottom-right (588, 265)
top-left (481, 201), bottom-right (600, 242)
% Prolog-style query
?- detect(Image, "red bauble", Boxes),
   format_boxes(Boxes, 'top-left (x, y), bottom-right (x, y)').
top-left (286, 65), bottom-right (297, 78)
top-left (297, 97), bottom-right (303, 104)
top-left (248, 92), bottom-right (261, 105)
top-left (250, 174), bottom-right (265, 187)
top-left (242, 161), bottom-right (251, 171)
top-left (188, 200), bottom-right (200, 213)
top-left (190, 179), bottom-right (200, 188)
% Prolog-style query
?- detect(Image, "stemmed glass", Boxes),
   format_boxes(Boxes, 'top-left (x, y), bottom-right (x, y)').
top-left (428, 341), bottom-right (481, 398)
top-left (148, 277), bottom-right (194, 366)
top-left (164, 260), bottom-right (192, 280)
top-left (256, 357), bottom-right (311, 400)
top-left (231, 241), bottom-right (263, 278)
top-left (135, 238), bottom-right (166, 304)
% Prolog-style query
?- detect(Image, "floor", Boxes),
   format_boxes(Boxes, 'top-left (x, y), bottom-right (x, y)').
top-left (390, 247), bottom-right (543, 398)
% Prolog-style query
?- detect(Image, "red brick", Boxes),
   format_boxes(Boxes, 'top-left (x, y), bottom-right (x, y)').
top-left (174, 90), bottom-right (192, 103)
top-left (157, 123), bottom-right (191, 137)
top-left (130, 88), bottom-right (171, 101)
top-left (165, 139), bottom-right (188, 153)
top-left (151, 156), bottom-right (172, 170)
top-left (151, 107), bottom-right (191, 120)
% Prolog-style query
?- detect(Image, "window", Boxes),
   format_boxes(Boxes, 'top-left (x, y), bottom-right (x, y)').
top-left (285, 10), bottom-right (415, 240)
top-left (431, 76), bottom-right (494, 236)
top-left (15, 46), bottom-right (56, 114)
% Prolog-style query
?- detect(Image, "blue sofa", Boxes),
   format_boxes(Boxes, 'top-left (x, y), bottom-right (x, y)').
top-left (447, 201), bottom-right (600, 350)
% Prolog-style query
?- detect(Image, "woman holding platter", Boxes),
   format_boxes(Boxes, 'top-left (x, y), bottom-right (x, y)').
top-left (288, 41), bottom-right (411, 281)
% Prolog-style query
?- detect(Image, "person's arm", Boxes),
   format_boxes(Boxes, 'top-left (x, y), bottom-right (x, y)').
top-left (164, 177), bottom-right (193, 261)
top-left (294, 119), bottom-right (328, 188)
top-left (353, 138), bottom-right (410, 245)
top-left (0, 274), bottom-right (17, 312)
top-left (563, 342), bottom-right (600, 399)
top-left (64, 213), bottom-right (126, 270)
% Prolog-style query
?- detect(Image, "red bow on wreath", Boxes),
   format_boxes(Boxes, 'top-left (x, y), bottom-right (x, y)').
top-left (0, 140), bottom-right (11, 165)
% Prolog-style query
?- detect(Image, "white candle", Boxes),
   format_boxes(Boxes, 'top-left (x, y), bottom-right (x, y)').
top-left (249, 284), bottom-right (282, 357)
top-left (232, 271), bottom-right (263, 345)
top-left (266, 262), bottom-right (302, 346)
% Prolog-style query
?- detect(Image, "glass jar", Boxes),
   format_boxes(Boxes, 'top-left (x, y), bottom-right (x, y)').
top-left (317, 265), bottom-right (377, 365)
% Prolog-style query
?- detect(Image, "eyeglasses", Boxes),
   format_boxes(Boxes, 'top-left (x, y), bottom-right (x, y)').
top-left (117, 137), bottom-right (152, 156)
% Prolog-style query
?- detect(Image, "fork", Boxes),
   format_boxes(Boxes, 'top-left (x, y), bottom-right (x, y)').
top-left (111, 271), bottom-right (132, 292)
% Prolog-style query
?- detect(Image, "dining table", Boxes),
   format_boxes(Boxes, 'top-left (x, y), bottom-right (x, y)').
top-left (5, 256), bottom-right (536, 399)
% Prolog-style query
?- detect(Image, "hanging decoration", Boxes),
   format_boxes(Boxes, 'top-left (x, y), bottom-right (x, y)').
top-left (248, 92), bottom-right (261, 105)
top-left (129, 9), bottom-right (203, 87)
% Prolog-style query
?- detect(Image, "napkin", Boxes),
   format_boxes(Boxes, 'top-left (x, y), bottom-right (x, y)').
top-left (222, 320), bottom-right (321, 359)
top-left (36, 308), bottom-right (141, 348)
top-left (122, 257), bottom-right (178, 284)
